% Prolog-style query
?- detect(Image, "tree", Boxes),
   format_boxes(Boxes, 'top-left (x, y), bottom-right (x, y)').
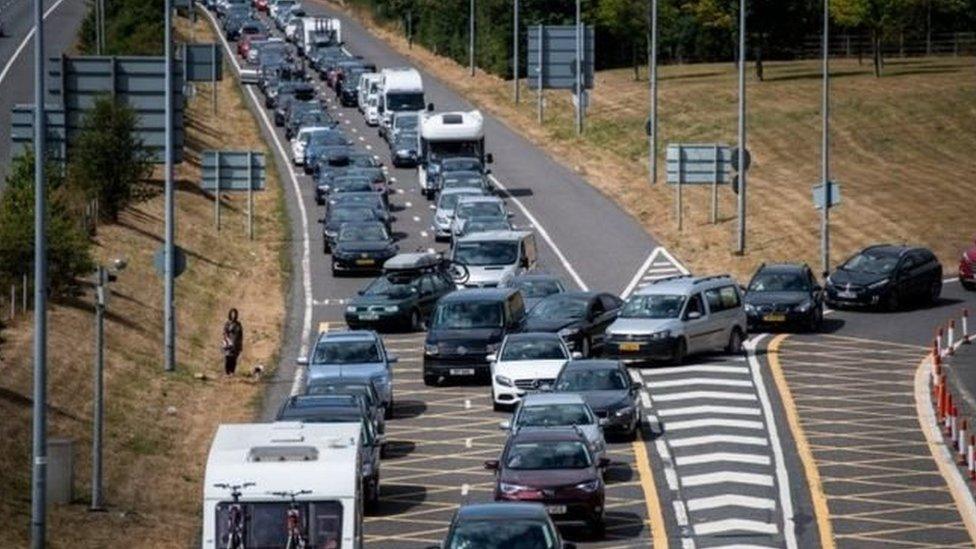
top-left (832, 0), bottom-right (908, 76)
top-left (595, 0), bottom-right (648, 79)
top-left (67, 96), bottom-right (154, 222)
top-left (0, 152), bottom-right (94, 293)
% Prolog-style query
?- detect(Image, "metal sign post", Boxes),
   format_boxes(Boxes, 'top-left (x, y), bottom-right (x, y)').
top-left (676, 144), bottom-right (683, 230)
top-left (90, 267), bottom-right (107, 512)
top-left (648, 0), bottom-right (658, 184)
top-left (667, 143), bottom-right (733, 230)
top-left (711, 144), bottom-right (720, 223)
top-left (537, 24), bottom-right (543, 123)
top-left (212, 43), bottom-right (218, 115)
top-left (469, 0), bottom-right (475, 76)
top-left (735, 0), bottom-right (747, 253)
top-left (821, 0), bottom-right (831, 275)
top-left (164, 0), bottom-right (176, 373)
top-left (247, 151), bottom-right (254, 240)
top-left (574, 0), bottom-right (582, 135)
top-left (214, 150), bottom-right (221, 230)
top-left (513, 0), bottom-right (519, 103)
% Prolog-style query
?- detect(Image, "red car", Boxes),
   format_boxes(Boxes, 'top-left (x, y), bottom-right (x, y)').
top-left (485, 427), bottom-right (609, 536)
top-left (238, 33), bottom-right (267, 59)
top-left (960, 238), bottom-right (976, 290)
top-left (253, 0), bottom-right (268, 12)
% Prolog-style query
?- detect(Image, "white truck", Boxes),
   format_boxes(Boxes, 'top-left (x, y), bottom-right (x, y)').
top-left (378, 67), bottom-right (425, 129)
top-left (418, 110), bottom-right (493, 198)
top-left (202, 422), bottom-right (364, 549)
top-left (298, 16), bottom-right (341, 56)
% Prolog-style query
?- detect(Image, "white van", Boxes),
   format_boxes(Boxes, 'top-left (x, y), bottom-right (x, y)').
top-left (378, 67), bottom-right (424, 128)
top-left (202, 422), bottom-right (364, 549)
top-left (451, 230), bottom-right (538, 289)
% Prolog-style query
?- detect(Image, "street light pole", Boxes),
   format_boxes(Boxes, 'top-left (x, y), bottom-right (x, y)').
top-left (821, 0), bottom-right (831, 276)
top-left (30, 0), bottom-right (48, 544)
top-left (164, 0), bottom-right (176, 372)
top-left (574, 0), bottom-right (582, 135)
top-left (90, 267), bottom-right (106, 511)
top-left (735, 0), bottom-right (747, 253)
top-left (648, 0), bottom-right (658, 184)
top-left (469, 0), bottom-right (475, 76)
top-left (513, 0), bottom-right (519, 103)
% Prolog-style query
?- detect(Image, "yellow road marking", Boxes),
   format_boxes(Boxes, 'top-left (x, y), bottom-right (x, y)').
top-left (768, 334), bottom-right (836, 549)
top-left (632, 433), bottom-right (668, 549)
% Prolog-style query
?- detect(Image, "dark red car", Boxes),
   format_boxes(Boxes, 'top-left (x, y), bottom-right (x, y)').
top-left (960, 237), bottom-right (976, 291)
top-left (238, 33), bottom-right (267, 59)
top-left (253, 0), bottom-right (268, 12)
top-left (485, 427), bottom-right (608, 536)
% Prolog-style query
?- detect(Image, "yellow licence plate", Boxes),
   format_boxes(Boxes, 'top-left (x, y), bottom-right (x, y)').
top-left (355, 259), bottom-right (375, 265)
top-left (764, 313), bottom-right (786, 322)
top-left (619, 342), bottom-right (641, 351)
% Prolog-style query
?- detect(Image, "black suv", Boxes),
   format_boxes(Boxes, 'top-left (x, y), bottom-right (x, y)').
top-left (423, 288), bottom-right (526, 385)
top-left (825, 244), bottom-right (943, 310)
top-left (744, 263), bottom-right (824, 331)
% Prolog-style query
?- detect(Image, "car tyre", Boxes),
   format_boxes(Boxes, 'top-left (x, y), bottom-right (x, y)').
top-left (807, 306), bottom-right (824, 333)
top-left (672, 338), bottom-right (687, 366)
top-left (963, 280), bottom-right (976, 291)
top-left (423, 373), bottom-right (438, 386)
top-left (929, 280), bottom-right (942, 304)
top-left (589, 515), bottom-right (606, 538)
top-left (384, 401), bottom-right (394, 420)
top-left (410, 309), bottom-right (424, 332)
top-left (726, 328), bottom-right (744, 354)
top-left (885, 290), bottom-right (901, 312)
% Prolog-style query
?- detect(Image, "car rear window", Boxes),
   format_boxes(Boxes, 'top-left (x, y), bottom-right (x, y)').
top-left (432, 301), bottom-right (503, 329)
top-left (505, 441), bottom-right (591, 470)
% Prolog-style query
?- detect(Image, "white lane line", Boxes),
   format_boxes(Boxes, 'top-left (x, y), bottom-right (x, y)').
top-left (203, 9), bottom-right (313, 395)
top-left (654, 390), bottom-right (758, 402)
top-left (0, 0), bottom-right (70, 86)
top-left (658, 405), bottom-right (762, 417)
top-left (745, 335), bottom-right (798, 549)
top-left (669, 434), bottom-right (768, 448)
top-left (420, 230), bottom-right (429, 238)
top-left (647, 377), bottom-right (754, 389)
top-left (620, 248), bottom-right (658, 298)
top-left (642, 365), bottom-right (750, 376)
top-left (673, 500), bottom-right (689, 527)
top-left (666, 418), bottom-right (765, 431)
top-left (675, 452), bottom-right (771, 467)
top-left (411, 216), bottom-right (421, 222)
top-left (664, 465), bottom-right (679, 491)
top-left (686, 494), bottom-right (777, 512)
top-left (694, 519), bottom-right (778, 536)
top-left (488, 174), bottom-right (588, 291)
top-left (681, 471), bottom-right (774, 488)
top-left (707, 545), bottom-right (778, 549)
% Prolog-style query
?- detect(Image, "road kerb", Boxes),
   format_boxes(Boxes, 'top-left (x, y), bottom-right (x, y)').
top-left (767, 334), bottom-right (835, 549)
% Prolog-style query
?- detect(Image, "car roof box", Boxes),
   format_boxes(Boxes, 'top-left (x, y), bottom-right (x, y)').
top-left (383, 252), bottom-right (440, 272)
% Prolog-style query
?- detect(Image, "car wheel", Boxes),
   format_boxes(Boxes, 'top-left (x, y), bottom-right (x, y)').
top-left (726, 328), bottom-right (743, 354)
top-left (672, 338), bottom-right (687, 366)
top-left (423, 373), bottom-right (438, 386)
top-left (323, 240), bottom-right (330, 254)
top-left (929, 280), bottom-right (942, 303)
top-left (808, 306), bottom-right (824, 333)
top-left (885, 290), bottom-right (900, 312)
top-left (384, 402), bottom-right (393, 420)
top-left (410, 309), bottom-right (424, 332)
top-left (331, 262), bottom-right (339, 277)
top-left (491, 389), bottom-right (506, 412)
top-left (589, 515), bottom-right (606, 538)
top-left (963, 280), bottom-right (976, 291)
top-left (580, 337), bottom-right (591, 358)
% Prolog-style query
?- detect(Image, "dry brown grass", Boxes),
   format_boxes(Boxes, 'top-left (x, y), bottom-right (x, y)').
top-left (329, 0), bottom-right (976, 280)
top-left (0, 15), bottom-right (287, 547)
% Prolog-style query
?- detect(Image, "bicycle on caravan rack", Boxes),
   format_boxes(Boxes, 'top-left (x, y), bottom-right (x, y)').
top-left (212, 482), bottom-right (255, 549)
top-left (268, 490), bottom-right (313, 549)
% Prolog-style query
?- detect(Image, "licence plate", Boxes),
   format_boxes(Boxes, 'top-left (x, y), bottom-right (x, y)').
top-left (837, 290), bottom-right (857, 299)
top-left (546, 505), bottom-right (567, 515)
top-left (355, 259), bottom-right (375, 266)
top-left (763, 313), bottom-right (786, 322)
top-left (450, 368), bottom-right (475, 376)
top-left (358, 313), bottom-right (380, 321)
top-left (619, 342), bottom-right (641, 352)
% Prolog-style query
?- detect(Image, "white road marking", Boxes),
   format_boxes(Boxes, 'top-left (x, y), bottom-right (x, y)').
top-left (405, 201), bottom-right (412, 208)
top-left (411, 216), bottom-right (421, 223)
top-left (680, 471), bottom-right (774, 488)
top-left (666, 418), bottom-right (765, 431)
top-left (664, 465), bottom-right (679, 490)
top-left (460, 484), bottom-right (469, 496)
top-left (673, 500), bottom-right (689, 527)
top-left (669, 434), bottom-right (768, 448)
top-left (694, 519), bottom-right (778, 536)
top-left (686, 494), bottom-right (777, 512)
top-left (654, 390), bottom-right (758, 402)
top-left (642, 364), bottom-right (749, 376)
top-left (646, 377), bottom-right (754, 389)
top-left (0, 0), bottom-right (70, 86)
top-left (658, 405), bottom-right (762, 417)
top-left (420, 230), bottom-right (429, 238)
top-left (675, 452), bottom-right (771, 467)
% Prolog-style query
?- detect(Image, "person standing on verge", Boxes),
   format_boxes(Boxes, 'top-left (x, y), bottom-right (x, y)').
top-left (222, 308), bottom-right (243, 376)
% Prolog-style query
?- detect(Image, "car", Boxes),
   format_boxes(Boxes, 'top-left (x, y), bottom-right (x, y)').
top-left (485, 427), bottom-right (608, 535)
top-left (523, 292), bottom-right (624, 357)
top-left (319, 176), bottom-right (375, 206)
top-left (452, 230), bottom-right (538, 289)
top-left (604, 274), bottom-right (747, 365)
top-left (292, 126), bottom-right (332, 166)
top-left (323, 166), bottom-right (389, 197)
top-left (345, 254), bottom-right (457, 331)
top-left (300, 330), bottom-right (396, 417)
top-left (276, 395), bottom-right (384, 510)
top-left (450, 195), bottom-right (509, 240)
top-left (744, 263), bottom-right (825, 331)
top-left (305, 374), bottom-right (387, 435)
top-left (382, 110), bottom-right (420, 147)
top-left (431, 188), bottom-right (485, 241)
top-left (502, 273), bottom-right (567, 311)
top-left (435, 502), bottom-right (577, 549)
top-left (364, 96), bottom-right (381, 126)
top-left (440, 170), bottom-right (492, 195)
top-left (424, 288), bottom-right (527, 386)
top-left (319, 206), bottom-right (379, 253)
top-left (328, 192), bottom-right (391, 230)
top-left (331, 221), bottom-right (398, 275)
top-left (488, 332), bottom-right (576, 411)
top-left (306, 143), bottom-right (354, 175)
top-left (825, 244), bottom-right (943, 310)
top-left (272, 82), bottom-right (316, 122)
top-left (551, 359), bottom-right (641, 440)
top-left (457, 216), bottom-right (513, 238)
top-left (960, 237), bottom-right (976, 290)
top-left (390, 130), bottom-right (420, 167)
top-left (501, 392), bottom-right (607, 462)
top-left (429, 156), bottom-right (486, 197)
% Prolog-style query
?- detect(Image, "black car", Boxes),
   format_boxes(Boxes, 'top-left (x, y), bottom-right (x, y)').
top-left (522, 292), bottom-right (624, 357)
top-left (825, 244), bottom-right (943, 311)
top-left (345, 265), bottom-right (456, 332)
top-left (744, 263), bottom-right (824, 331)
top-left (328, 192), bottom-right (391, 230)
top-left (501, 273), bottom-right (566, 311)
top-left (552, 359), bottom-right (641, 439)
top-left (331, 221), bottom-right (398, 276)
top-left (390, 131), bottom-right (420, 167)
top-left (285, 105), bottom-right (334, 140)
top-left (273, 82), bottom-right (317, 125)
top-left (423, 288), bottom-right (527, 385)
top-left (319, 205), bottom-right (380, 253)
top-left (305, 374), bottom-right (387, 435)
top-left (319, 177), bottom-right (376, 209)
top-left (436, 502), bottom-right (576, 549)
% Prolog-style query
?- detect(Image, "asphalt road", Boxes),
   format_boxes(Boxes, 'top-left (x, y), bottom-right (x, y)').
top-left (0, 0), bottom-right (86, 185)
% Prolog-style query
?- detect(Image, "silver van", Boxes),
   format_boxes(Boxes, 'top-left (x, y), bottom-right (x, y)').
top-left (604, 275), bottom-right (747, 365)
top-left (450, 230), bottom-right (538, 289)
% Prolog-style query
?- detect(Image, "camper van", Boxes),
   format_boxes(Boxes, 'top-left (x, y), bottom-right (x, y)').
top-left (202, 422), bottom-right (364, 548)
top-left (418, 110), bottom-right (493, 199)
top-left (298, 17), bottom-right (341, 57)
top-left (378, 67), bottom-right (424, 129)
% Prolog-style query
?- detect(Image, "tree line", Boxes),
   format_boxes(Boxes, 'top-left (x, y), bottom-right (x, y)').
top-left (351, 0), bottom-right (976, 78)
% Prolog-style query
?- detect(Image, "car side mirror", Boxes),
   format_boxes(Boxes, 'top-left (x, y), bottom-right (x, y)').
top-left (484, 459), bottom-right (499, 470)
top-left (486, 353), bottom-right (497, 363)
top-left (598, 417), bottom-right (608, 427)
top-left (498, 420), bottom-right (511, 430)
top-left (317, 218), bottom-right (325, 223)
top-left (632, 381), bottom-right (642, 391)
top-left (357, 289), bottom-right (365, 295)
top-left (598, 457), bottom-right (611, 469)
top-left (426, 102), bottom-right (435, 112)
top-left (686, 311), bottom-right (702, 320)
top-left (571, 351), bottom-right (583, 359)
top-left (485, 153), bottom-right (494, 164)
top-left (297, 356), bottom-right (309, 366)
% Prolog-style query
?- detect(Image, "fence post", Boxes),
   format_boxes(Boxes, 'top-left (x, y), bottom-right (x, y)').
top-left (10, 284), bottom-right (15, 320)
top-left (22, 273), bottom-right (27, 312)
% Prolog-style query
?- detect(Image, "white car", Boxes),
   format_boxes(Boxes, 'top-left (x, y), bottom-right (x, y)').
top-left (291, 126), bottom-right (330, 165)
top-left (489, 332), bottom-right (578, 411)
top-left (501, 392), bottom-right (608, 462)
top-left (364, 97), bottom-right (381, 126)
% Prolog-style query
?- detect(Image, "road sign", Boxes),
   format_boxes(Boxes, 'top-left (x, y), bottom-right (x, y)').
top-left (201, 151), bottom-right (266, 191)
top-left (154, 245), bottom-right (187, 278)
top-left (812, 181), bottom-right (841, 209)
top-left (526, 25), bottom-right (594, 90)
top-left (180, 43), bottom-right (222, 82)
top-left (10, 104), bottom-right (68, 160)
top-left (731, 147), bottom-right (751, 172)
top-left (666, 144), bottom-right (732, 185)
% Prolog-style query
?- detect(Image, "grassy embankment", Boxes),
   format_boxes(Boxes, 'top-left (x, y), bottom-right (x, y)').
top-left (331, 0), bottom-right (976, 280)
top-left (0, 14), bottom-right (288, 547)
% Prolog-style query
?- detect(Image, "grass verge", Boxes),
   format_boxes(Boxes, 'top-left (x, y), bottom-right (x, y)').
top-left (0, 14), bottom-right (288, 547)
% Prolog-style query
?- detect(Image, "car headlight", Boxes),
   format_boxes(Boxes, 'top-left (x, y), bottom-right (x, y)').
top-left (494, 374), bottom-right (513, 387)
top-left (794, 300), bottom-right (814, 313)
top-left (575, 479), bottom-right (600, 492)
top-left (345, 305), bottom-right (356, 313)
top-left (649, 330), bottom-right (671, 340)
top-left (424, 343), bottom-right (439, 356)
top-left (499, 482), bottom-right (529, 495)
top-left (614, 404), bottom-right (635, 417)
top-left (744, 303), bottom-right (757, 313)
top-left (868, 278), bottom-right (889, 290)
top-left (382, 305), bottom-right (398, 313)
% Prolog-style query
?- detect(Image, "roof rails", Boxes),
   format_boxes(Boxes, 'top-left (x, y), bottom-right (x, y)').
top-left (691, 274), bottom-right (734, 285)
top-left (644, 274), bottom-right (693, 285)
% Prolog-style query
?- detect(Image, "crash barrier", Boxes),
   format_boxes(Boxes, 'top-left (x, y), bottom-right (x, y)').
top-left (932, 308), bottom-right (976, 482)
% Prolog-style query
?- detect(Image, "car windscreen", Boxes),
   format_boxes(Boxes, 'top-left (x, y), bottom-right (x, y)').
top-left (438, 192), bottom-right (479, 212)
top-left (276, 407), bottom-right (362, 423)
top-left (453, 241), bottom-right (518, 267)
top-left (465, 219), bottom-right (509, 234)
top-left (309, 132), bottom-right (348, 146)
top-left (515, 279), bottom-right (563, 299)
top-left (395, 133), bottom-right (418, 147)
top-left (386, 91), bottom-right (425, 111)
top-left (432, 301), bottom-right (503, 329)
top-left (312, 340), bottom-right (381, 364)
top-left (518, 404), bottom-right (593, 427)
top-left (442, 176), bottom-right (483, 190)
top-left (363, 275), bottom-right (417, 298)
top-left (394, 114), bottom-right (418, 129)
top-left (331, 209), bottom-right (374, 225)
top-left (748, 271), bottom-right (810, 292)
top-left (501, 339), bottom-right (567, 361)
top-left (215, 501), bottom-right (342, 549)
top-left (555, 368), bottom-right (628, 391)
top-left (339, 224), bottom-right (388, 242)
top-left (528, 295), bottom-right (587, 320)
top-left (447, 519), bottom-right (557, 549)
top-left (333, 178), bottom-right (373, 193)
top-left (348, 154), bottom-right (378, 168)
top-left (442, 158), bottom-right (483, 172)
top-left (332, 194), bottom-right (382, 209)
top-left (457, 202), bottom-right (505, 220)
top-left (505, 441), bottom-right (591, 470)
top-left (619, 294), bottom-right (685, 319)
top-left (429, 141), bottom-right (483, 159)
top-left (842, 252), bottom-right (899, 275)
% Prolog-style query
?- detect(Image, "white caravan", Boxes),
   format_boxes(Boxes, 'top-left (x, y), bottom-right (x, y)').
top-left (378, 67), bottom-right (424, 128)
top-left (202, 422), bottom-right (364, 549)
top-left (418, 110), bottom-right (492, 198)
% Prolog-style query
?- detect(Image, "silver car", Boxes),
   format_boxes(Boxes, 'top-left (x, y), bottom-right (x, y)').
top-left (501, 392), bottom-right (608, 462)
top-left (431, 188), bottom-right (485, 240)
